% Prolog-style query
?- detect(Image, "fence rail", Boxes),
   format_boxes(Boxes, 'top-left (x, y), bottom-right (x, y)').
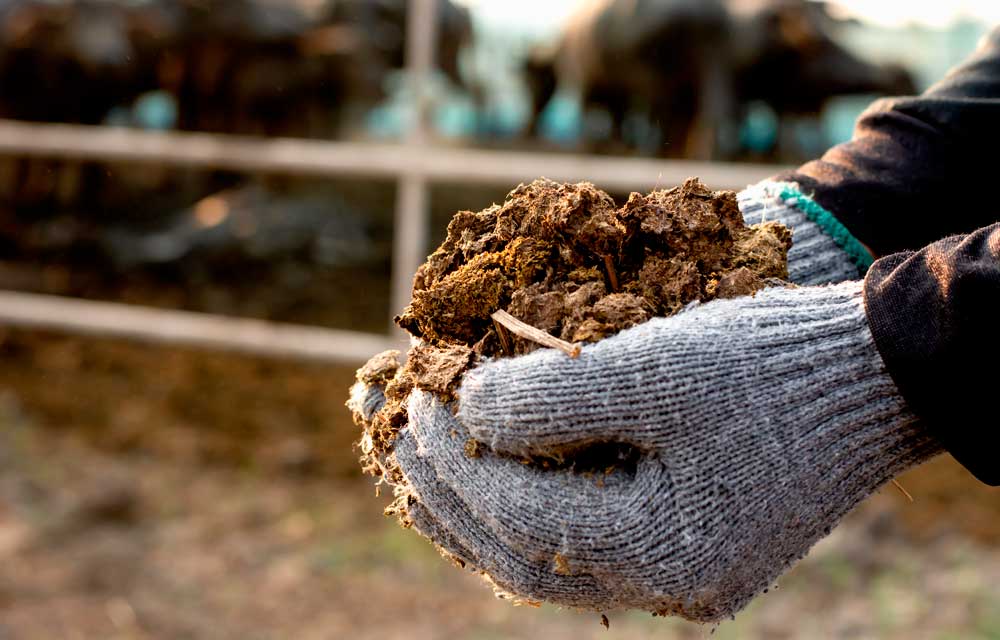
top-left (0, 119), bottom-right (781, 190)
top-left (0, 290), bottom-right (399, 364)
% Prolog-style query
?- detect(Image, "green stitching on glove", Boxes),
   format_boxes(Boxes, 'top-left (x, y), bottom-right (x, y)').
top-left (777, 184), bottom-right (875, 271)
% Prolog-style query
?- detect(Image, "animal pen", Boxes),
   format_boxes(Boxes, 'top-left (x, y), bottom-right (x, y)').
top-left (0, 0), bottom-right (778, 364)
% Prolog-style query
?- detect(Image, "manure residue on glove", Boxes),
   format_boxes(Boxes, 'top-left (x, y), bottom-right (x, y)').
top-left (349, 177), bottom-right (790, 494)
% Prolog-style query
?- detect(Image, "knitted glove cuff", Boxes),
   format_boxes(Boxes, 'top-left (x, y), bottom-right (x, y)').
top-left (739, 181), bottom-right (870, 285)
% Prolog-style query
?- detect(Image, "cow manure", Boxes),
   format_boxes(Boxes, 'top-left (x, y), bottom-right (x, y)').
top-left (349, 176), bottom-right (790, 508)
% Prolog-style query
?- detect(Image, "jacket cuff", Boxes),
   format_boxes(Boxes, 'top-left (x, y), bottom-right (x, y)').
top-left (863, 234), bottom-right (1000, 487)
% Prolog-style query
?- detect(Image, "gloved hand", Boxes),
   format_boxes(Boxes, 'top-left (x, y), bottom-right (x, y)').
top-left (379, 281), bottom-right (941, 622)
top-left (738, 181), bottom-right (872, 285)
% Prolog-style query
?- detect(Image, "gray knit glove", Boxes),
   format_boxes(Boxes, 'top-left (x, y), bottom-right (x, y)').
top-left (738, 181), bottom-right (871, 285)
top-left (388, 281), bottom-right (941, 622)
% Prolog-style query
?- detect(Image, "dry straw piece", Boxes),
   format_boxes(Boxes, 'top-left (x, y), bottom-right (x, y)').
top-left (491, 310), bottom-right (581, 358)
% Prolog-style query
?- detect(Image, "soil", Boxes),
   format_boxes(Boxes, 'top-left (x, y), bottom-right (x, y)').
top-left (350, 177), bottom-right (791, 500)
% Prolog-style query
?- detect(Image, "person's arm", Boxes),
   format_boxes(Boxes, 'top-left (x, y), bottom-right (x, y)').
top-left (752, 29), bottom-right (1000, 485)
top-left (345, 31), bottom-right (1000, 620)
top-left (777, 27), bottom-right (1000, 257)
top-left (864, 223), bottom-right (1000, 486)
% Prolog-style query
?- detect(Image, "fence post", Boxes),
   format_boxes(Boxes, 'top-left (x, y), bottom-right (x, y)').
top-left (389, 0), bottom-right (438, 335)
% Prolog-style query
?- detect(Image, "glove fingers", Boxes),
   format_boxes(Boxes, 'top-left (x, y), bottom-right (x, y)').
top-left (405, 500), bottom-right (476, 567)
top-left (457, 320), bottom-right (681, 457)
top-left (404, 392), bottom-right (738, 612)
top-left (347, 381), bottom-right (387, 423)
top-left (396, 428), bottom-right (623, 609)
top-left (408, 390), bottom-right (684, 569)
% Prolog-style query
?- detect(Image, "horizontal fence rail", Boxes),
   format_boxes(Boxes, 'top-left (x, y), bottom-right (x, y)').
top-left (0, 290), bottom-right (399, 364)
top-left (0, 120), bottom-right (783, 191)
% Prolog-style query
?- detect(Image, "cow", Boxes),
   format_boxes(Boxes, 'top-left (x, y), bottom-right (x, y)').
top-left (526, 0), bottom-right (916, 159)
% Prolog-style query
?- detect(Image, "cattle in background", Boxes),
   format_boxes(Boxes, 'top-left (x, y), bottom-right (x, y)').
top-left (526, 0), bottom-right (916, 159)
top-left (321, 0), bottom-right (474, 91)
top-left (0, 0), bottom-right (475, 139)
top-left (161, 0), bottom-right (475, 138)
top-left (0, 0), bottom-right (174, 124)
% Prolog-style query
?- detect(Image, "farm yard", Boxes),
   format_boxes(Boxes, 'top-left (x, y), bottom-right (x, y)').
top-left (0, 0), bottom-right (998, 638)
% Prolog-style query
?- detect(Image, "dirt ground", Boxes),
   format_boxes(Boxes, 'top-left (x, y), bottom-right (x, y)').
top-left (0, 329), bottom-right (998, 639)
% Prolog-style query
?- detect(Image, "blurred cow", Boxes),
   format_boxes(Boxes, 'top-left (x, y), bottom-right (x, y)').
top-left (0, 0), bottom-right (475, 138)
top-left (0, 0), bottom-right (192, 216)
top-left (150, 0), bottom-right (340, 137)
top-left (158, 0), bottom-right (475, 138)
top-left (526, 0), bottom-right (916, 159)
top-left (0, 0), bottom-right (173, 124)
top-left (321, 0), bottom-right (474, 91)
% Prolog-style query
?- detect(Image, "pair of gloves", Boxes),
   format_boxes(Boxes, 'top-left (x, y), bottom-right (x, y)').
top-left (349, 181), bottom-right (941, 622)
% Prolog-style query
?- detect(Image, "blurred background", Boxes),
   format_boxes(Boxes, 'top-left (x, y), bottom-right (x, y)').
top-left (0, 0), bottom-right (997, 638)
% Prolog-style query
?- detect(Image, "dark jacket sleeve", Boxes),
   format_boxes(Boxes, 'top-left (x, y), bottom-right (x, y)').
top-left (864, 225), bottom-right (1000, 486)
top-left (776, 27), bottom-right (1000, 257)
top-left (776, 29), bottom-right (1000, 485)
